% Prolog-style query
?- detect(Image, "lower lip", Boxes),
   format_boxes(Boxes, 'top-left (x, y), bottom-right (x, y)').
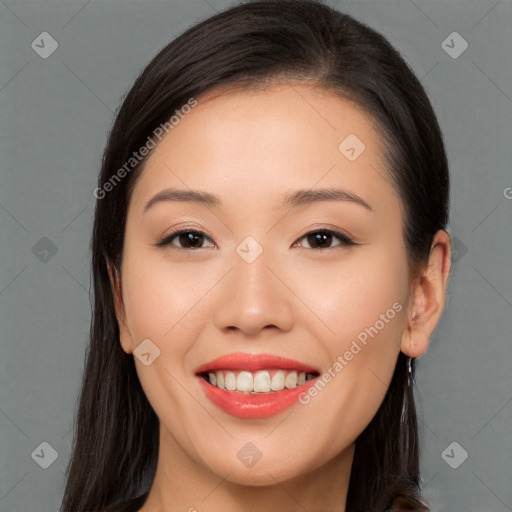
top-left (197, 376), bottom-right (318, 419)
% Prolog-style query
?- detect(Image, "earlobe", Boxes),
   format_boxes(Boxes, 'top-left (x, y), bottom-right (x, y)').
top-left (107, 261), bottom-right (133, 355)
top-left (401, 230), bottom-right (451, 359)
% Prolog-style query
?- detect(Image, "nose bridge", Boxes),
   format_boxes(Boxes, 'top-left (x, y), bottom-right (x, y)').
top-left (234, 236), bottom-right (274, 296)
top-left (212, 234), bottom-right (294, 335)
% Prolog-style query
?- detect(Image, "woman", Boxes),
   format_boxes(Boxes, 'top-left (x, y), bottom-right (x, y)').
top-left (61, 1), bottom-right (451, 511)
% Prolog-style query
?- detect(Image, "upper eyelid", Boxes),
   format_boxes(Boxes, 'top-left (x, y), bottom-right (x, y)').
top-left (155, 228), bottom-right (215, 247)
top-left (157, 228), bottom-right (355, 248)
top-left (294, 230), bottom-right (356, 247)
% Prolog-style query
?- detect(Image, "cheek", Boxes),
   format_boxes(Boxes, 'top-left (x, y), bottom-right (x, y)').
top-left (120, 254), bottom-right (217, 429)
top-left (121, 249), bottom-right (225, 361)
top-left (292, 245), bottom-right (407, 436)
top-left (294, 244), bottom-right (408, 348)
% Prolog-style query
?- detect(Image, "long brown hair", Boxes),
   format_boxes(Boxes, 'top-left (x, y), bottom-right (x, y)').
top-left (61, 1), bottom-right (449, 511)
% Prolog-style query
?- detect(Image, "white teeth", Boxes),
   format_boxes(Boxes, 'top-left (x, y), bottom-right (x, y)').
top-left (237, 371), bottom-right (253, 392)
top-left (285, 370), bottom-right (298, 389)
top-left (270, 370), bottom-right (285, 391)
top-left (253, 371), bottom-right (271, 392)
top-left (225, 371), bottom-right (237, 391)
top-left (205, 369), bottom-right (315, 393)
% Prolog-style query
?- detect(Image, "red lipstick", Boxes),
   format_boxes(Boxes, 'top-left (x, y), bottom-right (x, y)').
top-left (195, 353), bottom-right (320, 419)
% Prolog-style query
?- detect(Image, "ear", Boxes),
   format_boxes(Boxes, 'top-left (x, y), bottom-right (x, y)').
top-left (107, 261), bottom-right (133, 355)
top-left (401, 229), bottom-right (451, 358)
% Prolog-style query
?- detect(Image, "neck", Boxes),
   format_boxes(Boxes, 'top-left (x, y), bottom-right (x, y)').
top-left (139, 424), bottom-right (354, 512)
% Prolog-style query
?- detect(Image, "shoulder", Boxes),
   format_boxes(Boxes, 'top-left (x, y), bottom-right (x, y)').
top-left (386, 495), bottom-right (430, 512)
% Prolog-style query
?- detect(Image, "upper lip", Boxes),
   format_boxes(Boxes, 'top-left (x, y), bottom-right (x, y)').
top-left (194, 352), bottom-right (320, 374)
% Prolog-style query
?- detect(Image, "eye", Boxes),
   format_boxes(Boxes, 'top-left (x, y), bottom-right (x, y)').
top-left (155, 228), bottom-right (357, 251)
top-left (155, 229), bottom-right (215, 250)
top-left (293, 229), bottom-right (357, 250)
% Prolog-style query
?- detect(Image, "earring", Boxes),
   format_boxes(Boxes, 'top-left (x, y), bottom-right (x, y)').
top-left (407, 356), bottom-right (413, 387)
top-left (401, 356), bottom-right (413, 424)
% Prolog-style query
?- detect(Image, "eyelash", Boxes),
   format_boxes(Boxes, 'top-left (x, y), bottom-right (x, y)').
top-left (155, 228), bottom-right (358, 251)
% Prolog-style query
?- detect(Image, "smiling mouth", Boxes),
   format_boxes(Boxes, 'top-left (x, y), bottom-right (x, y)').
top-left (199, 369), bottom-right (319, 394)
top-left (194, 353), bottom-right (322, 418)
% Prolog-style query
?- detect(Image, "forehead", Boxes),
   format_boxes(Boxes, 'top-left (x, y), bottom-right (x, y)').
top-left (130, 83), bottom-right (396, 214)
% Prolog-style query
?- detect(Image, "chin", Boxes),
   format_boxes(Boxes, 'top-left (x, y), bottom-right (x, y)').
top-left (223, 466), bottom-right (299, 487)
top-left (202, 450), bottom-right (317, 487)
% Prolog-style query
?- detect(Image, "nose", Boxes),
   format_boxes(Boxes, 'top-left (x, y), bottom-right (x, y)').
top-left (212, 247), bottom-right (294, 337)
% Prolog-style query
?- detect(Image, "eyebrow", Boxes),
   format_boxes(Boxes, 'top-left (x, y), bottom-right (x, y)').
top-left (143, 187), bottom-right (373, 213)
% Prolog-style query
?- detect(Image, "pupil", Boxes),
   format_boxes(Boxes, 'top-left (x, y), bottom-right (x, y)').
top-left (181, 232), bottom-right (202, 248)
top-left (309, 232), bottom-right (331, 248)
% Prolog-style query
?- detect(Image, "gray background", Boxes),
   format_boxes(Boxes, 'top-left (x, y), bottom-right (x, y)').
top-left (0, 0), bottom-right (511, 511)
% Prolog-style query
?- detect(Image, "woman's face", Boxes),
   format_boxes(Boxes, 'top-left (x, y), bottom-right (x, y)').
top-left (114, 83), bottom-right (413, 485)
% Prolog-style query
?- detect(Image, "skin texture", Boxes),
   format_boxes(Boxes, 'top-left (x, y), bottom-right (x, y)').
top-left (109, 83), bottom-right (451, 512)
